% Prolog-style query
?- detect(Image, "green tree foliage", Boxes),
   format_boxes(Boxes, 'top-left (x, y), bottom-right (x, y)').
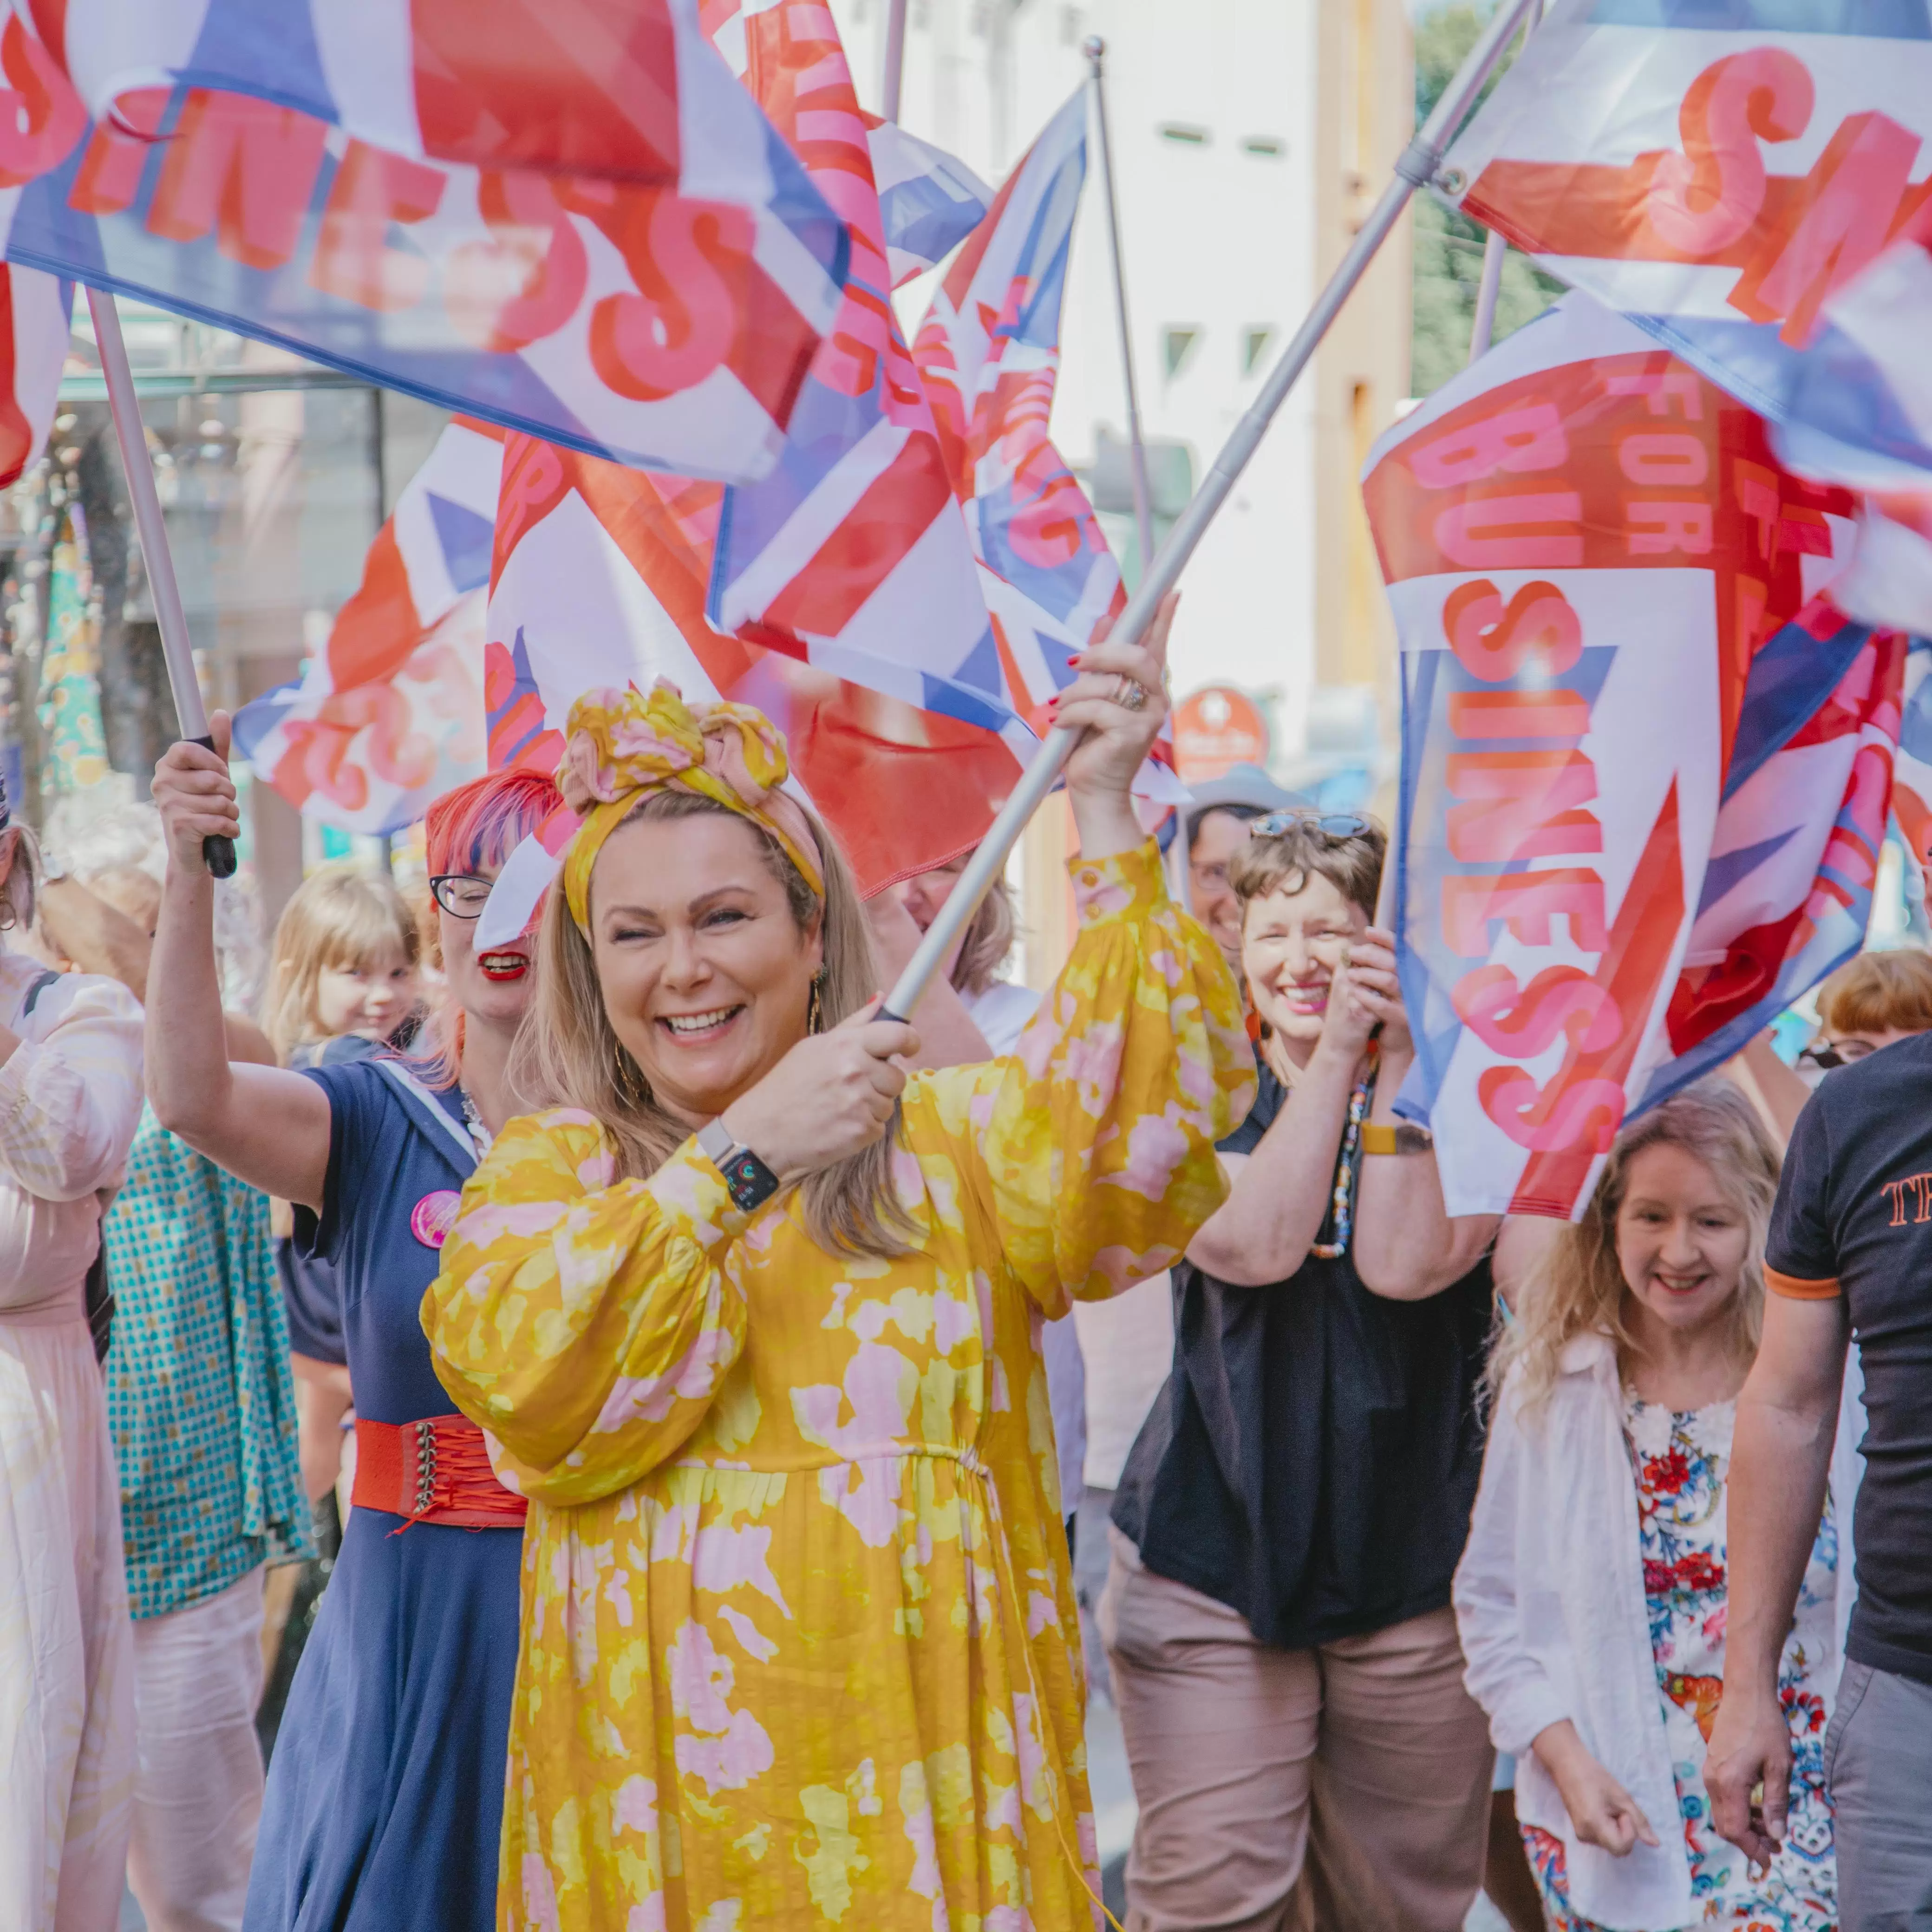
top-left (1410, 2), bottom-right (1566, 398)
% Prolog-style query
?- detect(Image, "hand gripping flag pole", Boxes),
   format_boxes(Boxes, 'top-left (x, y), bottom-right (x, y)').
top-left (1083, 36), bottom-right (1155, 570)
top-left (881, 0), bottom-right (1543, 1025)
top-left (87, 287), bottom-right (236, 878)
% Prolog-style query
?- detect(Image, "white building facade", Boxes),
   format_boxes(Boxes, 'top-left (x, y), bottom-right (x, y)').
top-left (833, 0), bottom-right (1413, 773)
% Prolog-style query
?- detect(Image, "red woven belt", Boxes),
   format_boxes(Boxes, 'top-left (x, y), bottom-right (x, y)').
top-left (352, 1414), bottom-right (528, 1529)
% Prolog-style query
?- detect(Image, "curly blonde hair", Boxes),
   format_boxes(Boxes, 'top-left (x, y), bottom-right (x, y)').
top-left (1490, 1079), bottom-right (1781, 1418)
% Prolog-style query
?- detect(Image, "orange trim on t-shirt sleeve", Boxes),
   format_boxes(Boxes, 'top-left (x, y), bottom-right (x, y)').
top-left (1764, 1266), bottom-right (1842, 1301)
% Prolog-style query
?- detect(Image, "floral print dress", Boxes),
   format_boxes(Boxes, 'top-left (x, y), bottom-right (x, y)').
top-left (424, 842), bottom-right (1253, 1932)
top-left (1525, 1396), bottom-right (1838, 1932)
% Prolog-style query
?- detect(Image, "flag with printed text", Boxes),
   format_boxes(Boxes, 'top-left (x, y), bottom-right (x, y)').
top-left (0, 2), bottom-right (847, 481)
top-left (1367, 293), bottom-right (1907, 1219)
top-left (1437, 0), bottom-right (1932, 481)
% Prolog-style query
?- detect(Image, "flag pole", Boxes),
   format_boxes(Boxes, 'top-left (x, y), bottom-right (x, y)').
top-left (1464, 0), bottom-right (1539, 362)
top-left (882, 0), bottom-right (1541, 1022)
top-left (1468, 229), bottom-right (1508, 361)
top-left (880, 0), bottom-right (908, 122)
top-left (87, 285), bottom-right (236, 878)
top-left (1083, 36), bottom-right (1155, 569)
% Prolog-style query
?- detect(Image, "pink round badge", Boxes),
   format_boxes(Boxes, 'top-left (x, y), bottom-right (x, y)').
top-left (410, 1190), bottom-right (462, 1249)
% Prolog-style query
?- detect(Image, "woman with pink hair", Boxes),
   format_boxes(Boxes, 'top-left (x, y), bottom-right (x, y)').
top-left (144, 734), bottom-right (561, 1932)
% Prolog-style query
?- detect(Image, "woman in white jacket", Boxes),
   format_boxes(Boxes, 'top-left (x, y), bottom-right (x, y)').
top-left (1454, 1081), bottom-right (1842, 1932)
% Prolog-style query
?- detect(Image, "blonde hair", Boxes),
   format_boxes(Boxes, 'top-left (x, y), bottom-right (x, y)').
top-left (1817, 947), bottom-right (1932, 1039)
top-left (514, 790), bottom-right (915, 1259)
top-left (950, 872), bottom-right (1016, 998)
top-left (1490, 1079), bottom-right (1780, 1419)
top-left (265, 868), bottom-right (419, 1062)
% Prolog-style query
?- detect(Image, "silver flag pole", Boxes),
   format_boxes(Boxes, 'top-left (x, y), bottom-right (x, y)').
top-left (882, 0), bottom-right (1543, 1021)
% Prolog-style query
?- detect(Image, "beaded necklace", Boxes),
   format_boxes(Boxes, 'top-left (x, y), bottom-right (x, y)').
top-left (458, 1087), bottom-right (494, 1161)
top-left (1271, 1038), bottom-right (1377, 1261)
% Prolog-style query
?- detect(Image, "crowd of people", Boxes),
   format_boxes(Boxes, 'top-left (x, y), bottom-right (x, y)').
top-left (0, 600), bottom-right (1921, 1932)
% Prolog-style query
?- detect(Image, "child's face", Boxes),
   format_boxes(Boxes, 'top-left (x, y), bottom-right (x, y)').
top-left (315, 946), bottom-right (417, 1042)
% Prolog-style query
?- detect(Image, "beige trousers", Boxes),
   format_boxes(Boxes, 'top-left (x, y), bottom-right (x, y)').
top-left (1099, 1529), bottom-right (1492, 1932)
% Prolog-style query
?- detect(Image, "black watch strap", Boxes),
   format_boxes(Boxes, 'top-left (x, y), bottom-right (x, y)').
top-left (698, 1119), bottom-right (781, 1213)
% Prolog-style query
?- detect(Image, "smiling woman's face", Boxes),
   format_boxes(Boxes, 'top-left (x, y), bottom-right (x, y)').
top-left (1239, 870), bottom-right (1370, 1052)
top-left (1614, 1142), bottom-right (1749, 1336)
top-left (440, 858), bottom-right (537, 1031)
top-left (587, 809), bottom-right (821, 1127)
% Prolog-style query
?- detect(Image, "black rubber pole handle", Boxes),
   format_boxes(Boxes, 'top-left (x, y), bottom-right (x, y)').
top-left (190, 734), bottom-right (238, 879)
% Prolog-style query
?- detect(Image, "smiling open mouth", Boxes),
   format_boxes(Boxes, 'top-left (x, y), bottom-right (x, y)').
top-left (1654, 1273), bottom-right (1709, 1294)
top-left (659, 1005), bottom-right (744, 1042)
top-left (477, 951), bottom-right (529, 981)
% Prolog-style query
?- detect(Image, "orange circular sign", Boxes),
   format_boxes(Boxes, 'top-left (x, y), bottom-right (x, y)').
top-left (1172, 684), bottom-right (1269, 781)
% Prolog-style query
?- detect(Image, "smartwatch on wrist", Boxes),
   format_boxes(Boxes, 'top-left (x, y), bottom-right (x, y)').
top-left (1360, 1121), bottom-right (1435, 1156)
top-left (697, 1118), bottom-right (782, 1213)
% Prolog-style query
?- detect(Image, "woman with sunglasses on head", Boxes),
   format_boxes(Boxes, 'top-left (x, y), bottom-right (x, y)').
top-left (1103, 809), bottom-right (1504, 1932)
top-left (420, 611), bottom-right (1253, 1932)
top-left (144, 732), bottom-right (563, 1932)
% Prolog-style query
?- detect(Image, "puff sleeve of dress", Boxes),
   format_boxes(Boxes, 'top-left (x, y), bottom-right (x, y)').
top-left (423, 1112), bottom-right (751, 1508)
top-left (916, 837), bottom-right (1254, 1318)
top-left (0, 967), bottom-right (143, 1201)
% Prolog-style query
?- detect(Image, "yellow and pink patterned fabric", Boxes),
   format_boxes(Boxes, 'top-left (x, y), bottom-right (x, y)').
top-left (558, 681), bottom-right (824, 933)
top-left (424, 839), bottom-right (1251, 1932)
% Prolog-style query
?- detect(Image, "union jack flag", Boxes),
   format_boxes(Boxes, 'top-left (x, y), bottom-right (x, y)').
top-left (231, 419), bottom-right (502, 833)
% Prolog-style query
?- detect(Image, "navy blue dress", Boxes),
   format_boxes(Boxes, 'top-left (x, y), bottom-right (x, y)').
top-left (246, 1060), bottom-right (523, 1932)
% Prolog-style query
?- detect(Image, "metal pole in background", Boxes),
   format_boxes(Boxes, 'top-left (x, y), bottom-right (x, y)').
top-left (1468, 229), bottom-right (1508, 362)
top-left (880, 0), bottom-right (908, 123)
top-left (87, 285), bottom-right (236, 877)
top-left (1465, 0), bottom-right (1540, 363)
top-left (883, 0), bottom-right (1542, 1021)
top-left (1084, 36), bottom-right (1155, 571)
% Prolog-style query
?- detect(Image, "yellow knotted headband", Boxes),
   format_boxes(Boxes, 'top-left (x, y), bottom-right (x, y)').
top-left (556, 681), bottom-right (824, 935)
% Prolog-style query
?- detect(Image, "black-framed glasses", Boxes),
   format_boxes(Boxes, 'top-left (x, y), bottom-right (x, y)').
top-left (429, 873), bottom-right (494, 919)
top-left (1249, 809), bottom-right (1373, 840)
top-left (1797, 1038), bottom-right (1879, 1073)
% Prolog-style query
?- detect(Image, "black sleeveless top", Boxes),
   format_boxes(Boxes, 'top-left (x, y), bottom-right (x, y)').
top-left (1111, 1062), bottom-right (1493, 1650)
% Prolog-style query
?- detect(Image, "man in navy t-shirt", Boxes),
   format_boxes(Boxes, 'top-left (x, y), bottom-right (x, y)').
top-left (1705, 1031), bottom-right (1932, 1927)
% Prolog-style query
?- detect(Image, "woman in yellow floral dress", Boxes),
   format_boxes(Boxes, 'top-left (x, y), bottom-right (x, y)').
top-left (423, 600), bottom-right (1253, 1932)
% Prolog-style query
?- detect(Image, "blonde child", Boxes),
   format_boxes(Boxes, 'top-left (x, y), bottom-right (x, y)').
top-left (265, 868), bottom-right (421, 1067)
top-left (266, 869), bottom-right (421, 1501)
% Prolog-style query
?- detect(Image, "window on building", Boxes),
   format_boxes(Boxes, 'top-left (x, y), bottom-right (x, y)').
top-left (1241, 328), bottom-right (1274, 377)
top-left (1240, 136), bottom-right (1284, 158)
top-left (1162, 328), bottom-right (1201, 379)
top-left (1158, 123), bottom-right (1209, 146)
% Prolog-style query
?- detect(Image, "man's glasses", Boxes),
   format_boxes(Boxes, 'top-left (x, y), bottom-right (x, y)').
top-left (1249, 810), bottom-right (1374, 840)
top-left (429, 873), bottom-right (494, 919)
top-left (1796, 1038), bottom-right (1879, 1073)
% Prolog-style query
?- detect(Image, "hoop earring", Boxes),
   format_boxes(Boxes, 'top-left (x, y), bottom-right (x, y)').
top-left (807, 967), bottom-right (826, 1036)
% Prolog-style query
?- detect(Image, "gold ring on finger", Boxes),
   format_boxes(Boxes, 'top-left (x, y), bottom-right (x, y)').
top-left (1113, 674), bottom-right (1148, 712)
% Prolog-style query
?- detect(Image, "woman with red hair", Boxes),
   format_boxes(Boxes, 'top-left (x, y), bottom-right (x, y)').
top-left (144, 730), bottom-right (562, 1932)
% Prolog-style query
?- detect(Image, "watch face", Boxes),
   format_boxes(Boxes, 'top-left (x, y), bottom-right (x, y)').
top-left (724, 1149), bottom-right (779, 1211)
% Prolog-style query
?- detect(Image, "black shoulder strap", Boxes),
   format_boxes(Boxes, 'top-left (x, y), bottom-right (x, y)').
top-left (20, 968), bottom-right (60, 1018)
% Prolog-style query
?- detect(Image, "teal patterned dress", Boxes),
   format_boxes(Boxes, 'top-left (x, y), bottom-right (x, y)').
top-left (104, 1106), bottom-right (311, 1620)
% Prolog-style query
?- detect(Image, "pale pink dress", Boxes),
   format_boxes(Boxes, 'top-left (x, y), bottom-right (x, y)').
top-left (0, 949), bottom-right (145, 1929)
